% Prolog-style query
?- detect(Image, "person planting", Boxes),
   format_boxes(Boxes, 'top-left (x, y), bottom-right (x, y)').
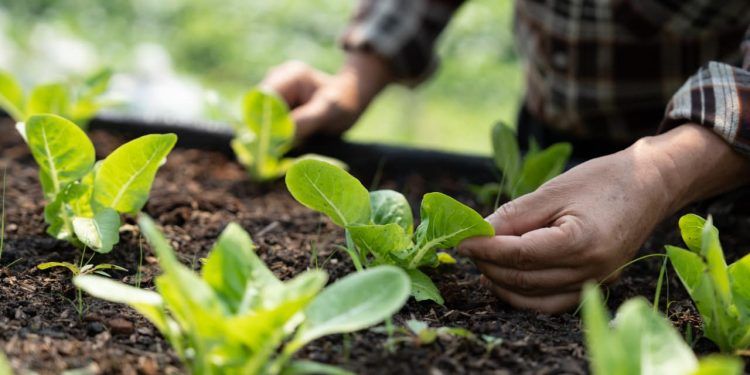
top-left (261, 0), bottom-right (750, 313)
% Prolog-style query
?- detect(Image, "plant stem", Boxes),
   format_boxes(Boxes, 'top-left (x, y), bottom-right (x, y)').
top-left (136, 235), bottom-right (144, 288)
top-left (653, 256), bottom-right (668, 312)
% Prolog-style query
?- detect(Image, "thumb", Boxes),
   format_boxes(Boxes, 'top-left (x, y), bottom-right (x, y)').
top-left (488, 190), bottom-right (559, 236)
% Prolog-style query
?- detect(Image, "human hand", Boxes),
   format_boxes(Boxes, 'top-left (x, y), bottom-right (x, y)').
top-left (260, 53), bottom-right (393, 141)
top-left (458, 124), bottom-right (750, 313)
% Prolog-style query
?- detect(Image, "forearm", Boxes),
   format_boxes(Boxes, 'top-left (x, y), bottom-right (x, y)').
top-left (634, 124), bottom-right (750, 215)
top-left (333, 52), bottom-right (396, 114)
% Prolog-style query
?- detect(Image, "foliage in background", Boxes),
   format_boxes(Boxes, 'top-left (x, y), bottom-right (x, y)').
top-left (581, 284), bottom-right (742, 375)
top-left (0, 69), bottom-right (112, 129)
top-left (0, 0), bottom-right (521, 154)
top-left (472, 122), bottom-right (571, 206)
top-left (76, 215), bottom-right (410, 375)
top-left (286, 159), bottom-right (495, 304)
top-left (17, 114), bottom-right (176, 253)
top-left (0, 351), bottom-right (11, 375)
top-left (666, 214), bottom-right (750, 352)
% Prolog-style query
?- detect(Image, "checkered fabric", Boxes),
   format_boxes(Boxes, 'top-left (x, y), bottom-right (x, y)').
top-left (341, 0), bottom-right (750, 154)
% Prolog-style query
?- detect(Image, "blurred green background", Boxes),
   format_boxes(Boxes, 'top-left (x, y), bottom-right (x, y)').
top-left (0, 0), bottom-right (522, 155)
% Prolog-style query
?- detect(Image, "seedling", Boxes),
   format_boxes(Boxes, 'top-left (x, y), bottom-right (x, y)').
top-left (581, 284), bottom-right (742, 375)
top-left (231, 88), bottom-right (344, 181)
top-left (17, 114), bottom-right (176, 253)
top-left (0, 351), bottom-right (11, 375)
top-left (666, 214), bottom-right (750, 352)
top-left (384, 319), bottom-right (475, 347)
top-left (38, 252), bottom-right (127, 317)
top-left (473, 122), bottom-right (571, 205)
top-left (0, 69), bottom-right (113, 129)
top-left (286, 159), bottom-right (495, 304)
top-left (75, 215), bottom-right (410, 375)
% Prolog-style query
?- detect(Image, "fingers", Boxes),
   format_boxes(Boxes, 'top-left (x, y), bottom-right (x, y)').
top-left (481, 276), bottom-right (581, 314)
top-left (459, 216), bottom-right (586, 270)
top-left (260, 61), bottom-right (328, 108)
top-left (487, 189), bottom-right (561, 236)
top-left (474, 261), bottom-right (587, 296)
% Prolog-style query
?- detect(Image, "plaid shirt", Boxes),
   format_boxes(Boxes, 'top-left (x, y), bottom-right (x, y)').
top-left (341, 0), bottom-right (750, 155)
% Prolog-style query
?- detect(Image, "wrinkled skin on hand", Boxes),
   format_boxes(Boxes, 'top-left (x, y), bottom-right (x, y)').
top-left (459, 125), bottom-right (750, 313)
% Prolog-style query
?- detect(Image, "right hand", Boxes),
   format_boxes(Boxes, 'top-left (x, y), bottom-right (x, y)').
top-left (260, 53), bottom-right (394, 141)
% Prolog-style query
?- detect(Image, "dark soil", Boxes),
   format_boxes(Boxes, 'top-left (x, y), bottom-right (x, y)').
top-left (1, 119), bottom-right (749, 374)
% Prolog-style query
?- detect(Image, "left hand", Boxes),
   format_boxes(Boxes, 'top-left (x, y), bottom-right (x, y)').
top-left (458, 124), bottom-right (750, 313)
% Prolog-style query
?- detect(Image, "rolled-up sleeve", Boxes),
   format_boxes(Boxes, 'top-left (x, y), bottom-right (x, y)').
top-left (662, 28), bottom-right (750, 156)
top-left (340, 0), bottom-right (464, 84)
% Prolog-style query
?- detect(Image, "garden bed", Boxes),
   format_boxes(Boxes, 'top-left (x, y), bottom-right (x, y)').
top-left (1, 118), bottom-right (749, 374)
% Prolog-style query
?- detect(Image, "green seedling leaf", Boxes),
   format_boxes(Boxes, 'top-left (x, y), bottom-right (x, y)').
top-left (232, 89), bottom-right (295, 181)
top-left (94, 133), bottom-right (177, 213)
top-left (491, 122), bottom-right (520, 184)
top-left (691, 355), bottom-right (743, 375)
top-left (666, 214), bottom-right (750, 352)
top-left (37, 262), bottom-right (80, 275)
top-left (678, 214), bottom-right (711, 253)
top-left (347, 223), bottom-right (412, 265)
top-left (80, 216), bottom-right (399, 374)
top-left (0, 350), bottom-right (12, 375)
top-left (241, 88), bottom-right (295, 156)
top-left (25, 115), bottom-right (95, 196)
top-left (0, 70), bottom-right (25, 121)
top-left (72, 207), bottom-right (120, 253)
top-left (370, 190), bottom-right (414, 234)
top-left (202, 223), bottom-right (281, 313)
top-left (582, 284), bottom-right (704, 375)
top-left (406, 268), bottom-right (444, 305)
top-left (74, 274), bottom-right (170, 333)
top-left (43, 194), bottom-right (72, 241)
top-left (27, 83), bottom-right (70, 116)
top-left (513, 142), bottom-right (571, 198)
top-left (292, 266), bottom-right (410, 349)
top-left (281, 360), bottom-right (354, 375)
top-left (410, 192), bottom-right (494, 268)
top-left (286, 159), bottom-right (371, 227)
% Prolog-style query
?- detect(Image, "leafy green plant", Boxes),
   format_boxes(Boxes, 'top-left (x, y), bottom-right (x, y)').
top-left (666, 214), bottom-right (750, 352)
top-left (581, 284), bottom-right (742, 375)
top-left (0, 69), bottom-right (113, 129)
top-left (75, 215), bottom-right (410, 375)
top-left (0, 351), bottom-right (11, 375)
top-left (286, 159), bottom-right (495, 304)
top-left (231, 88), bottom-right (344, 182)
top-left (473, 122), bottom-right (571, 205)
top-left (17, 114), bottom-right (176, 253)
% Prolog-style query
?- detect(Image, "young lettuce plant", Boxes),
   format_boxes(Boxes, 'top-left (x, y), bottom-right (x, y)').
top-left (0, 69), bottom-right (113, 129)
top-left (231, 88), bottom-right (343, 182)
top-left (75, 215), bottom-right (410, 375)
top-left (581, 284), bottom-right (742, 375)
top-left (17, 114), bottom-right (176, 253)
top-left (286, 159), bottom-right (495, 304)
top-left (666, 214), bottom-right (750, 352)
top-left (473, 122), bottom-right (571, 205)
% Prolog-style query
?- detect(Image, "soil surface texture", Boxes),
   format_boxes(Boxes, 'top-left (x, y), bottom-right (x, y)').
top-left (1, 119), bottom-right (749, 374)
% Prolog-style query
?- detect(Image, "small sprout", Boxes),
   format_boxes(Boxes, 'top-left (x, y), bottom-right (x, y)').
top-left (581, 283), bottom-right (743, 375)
top-left (286, 159), bottom-right (495, 304)
top-left (380, 319), bottom-right (479, 348)
top-left (0, 69), bottom-right (114, 129)
top-left (75, 215), bottom-right (410, 374)
top-left (473, 121), bottom-right (571, 205)
top-left (666, 214), bottom-right (750, 352)
top-left (231, 88), bottom-right (344, 182)
top-left (17, 114), bottom-right (176, 253)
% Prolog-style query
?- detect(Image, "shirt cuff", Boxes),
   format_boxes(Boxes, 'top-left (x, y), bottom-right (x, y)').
top-left (661, 61), bottom-right (750, 157)
top-left (339, 0), bottom-right (460, 86)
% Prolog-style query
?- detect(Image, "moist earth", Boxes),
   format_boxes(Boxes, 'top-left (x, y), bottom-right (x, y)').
top-left (1, 120), bottom-right (749, 374)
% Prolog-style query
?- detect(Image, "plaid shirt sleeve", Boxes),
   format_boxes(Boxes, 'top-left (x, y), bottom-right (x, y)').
top-left (340, 0), bottom-right (464, 83)
top-left (662, 27), bottom-right (750, 156)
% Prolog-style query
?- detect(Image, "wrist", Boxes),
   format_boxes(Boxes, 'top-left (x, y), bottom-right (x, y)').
top-left (338, 52), bottom-right (394, 105)
top-left (628, 124), bottom-right (750, 214)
